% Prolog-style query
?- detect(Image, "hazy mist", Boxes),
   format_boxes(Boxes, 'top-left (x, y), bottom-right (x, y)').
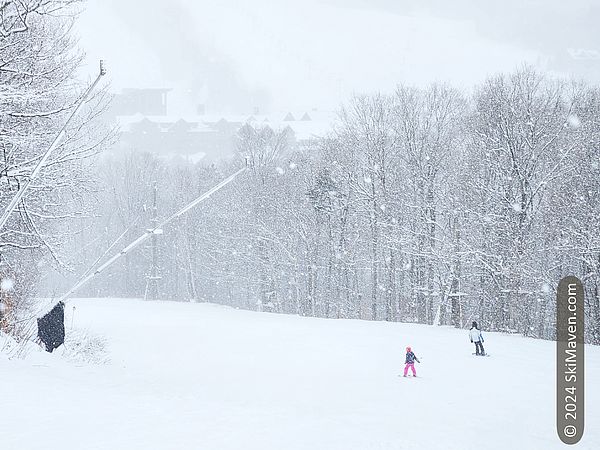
top-left (75, 0), bottom-right (600, 114)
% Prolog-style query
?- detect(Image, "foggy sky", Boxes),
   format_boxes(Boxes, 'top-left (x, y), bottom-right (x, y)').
top-left (76, 0), bottom-right (600, 115)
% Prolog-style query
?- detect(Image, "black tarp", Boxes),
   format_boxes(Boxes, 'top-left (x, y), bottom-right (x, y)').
top-left (37, 301), bottom-right (65, 353)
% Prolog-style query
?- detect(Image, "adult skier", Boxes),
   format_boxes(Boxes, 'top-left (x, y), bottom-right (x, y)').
top-left (403, 346), bottom-right (420, 377)
top-left (469, 321), bottom-right (485, 356)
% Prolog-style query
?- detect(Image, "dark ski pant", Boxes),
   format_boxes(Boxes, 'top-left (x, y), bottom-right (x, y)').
top-left (474, 341), bottom-right (485, 355)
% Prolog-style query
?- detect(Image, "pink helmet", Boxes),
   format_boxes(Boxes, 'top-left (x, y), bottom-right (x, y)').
top-left (406, 346), bottom-right (411, 352)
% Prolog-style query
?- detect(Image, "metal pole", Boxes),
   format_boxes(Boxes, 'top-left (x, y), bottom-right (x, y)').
top-left (57, 166), bottom-right (247, 303)
top-left (0, 60), bottom-right (107, 233)
top-left (148, 181), bottom-right (159, 300)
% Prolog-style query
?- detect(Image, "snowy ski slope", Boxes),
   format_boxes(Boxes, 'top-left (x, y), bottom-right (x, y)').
top-left (1, 298), bottom-right (599, 450)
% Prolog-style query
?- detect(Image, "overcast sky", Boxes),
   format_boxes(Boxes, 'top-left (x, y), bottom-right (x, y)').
top-left (76, 0), bottom-right (600, 115)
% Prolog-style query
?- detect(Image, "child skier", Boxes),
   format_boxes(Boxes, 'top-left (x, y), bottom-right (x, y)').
top-left (469, 321), bottom-right (485, 355)
top-left (403, 346), bottom-right (420, 377)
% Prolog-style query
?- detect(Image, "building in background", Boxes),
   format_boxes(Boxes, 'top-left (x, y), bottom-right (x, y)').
top-left (111, 88), bottom-right (171, 116)
top-left (107, 88), bottom-right (336, 162)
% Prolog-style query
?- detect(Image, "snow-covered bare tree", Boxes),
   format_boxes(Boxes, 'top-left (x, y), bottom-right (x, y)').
top-left (0, 0), bottom-right (111, 333)
top-left (391, 84), bottom-right (465, 325)
top-left (464, 67), bottom-right (580, 335)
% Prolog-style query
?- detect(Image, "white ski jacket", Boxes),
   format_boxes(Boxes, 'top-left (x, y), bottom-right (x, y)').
top-left (469, 328), bottom-right (483, 343)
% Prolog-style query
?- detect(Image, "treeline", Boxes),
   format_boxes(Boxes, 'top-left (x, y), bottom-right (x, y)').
top-left (60, 67), bottom-right (600, 344)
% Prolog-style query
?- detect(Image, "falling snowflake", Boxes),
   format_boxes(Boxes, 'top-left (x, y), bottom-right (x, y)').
top-left (276, 167), bottom-right (285, 175)
top-left (289, 162), bottom-right (297, 170)
top-left (1, 278), bottom-right (14, 292)
top-left (567, 114), bottom-right (581, 129)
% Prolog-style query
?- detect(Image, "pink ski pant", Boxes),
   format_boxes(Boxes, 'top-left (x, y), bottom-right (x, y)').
top-left (404, 363), bottom-right (416, 376)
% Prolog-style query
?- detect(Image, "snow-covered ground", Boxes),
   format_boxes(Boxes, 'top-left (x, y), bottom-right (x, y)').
top-left (1, 298), bottom-right (599, 450)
